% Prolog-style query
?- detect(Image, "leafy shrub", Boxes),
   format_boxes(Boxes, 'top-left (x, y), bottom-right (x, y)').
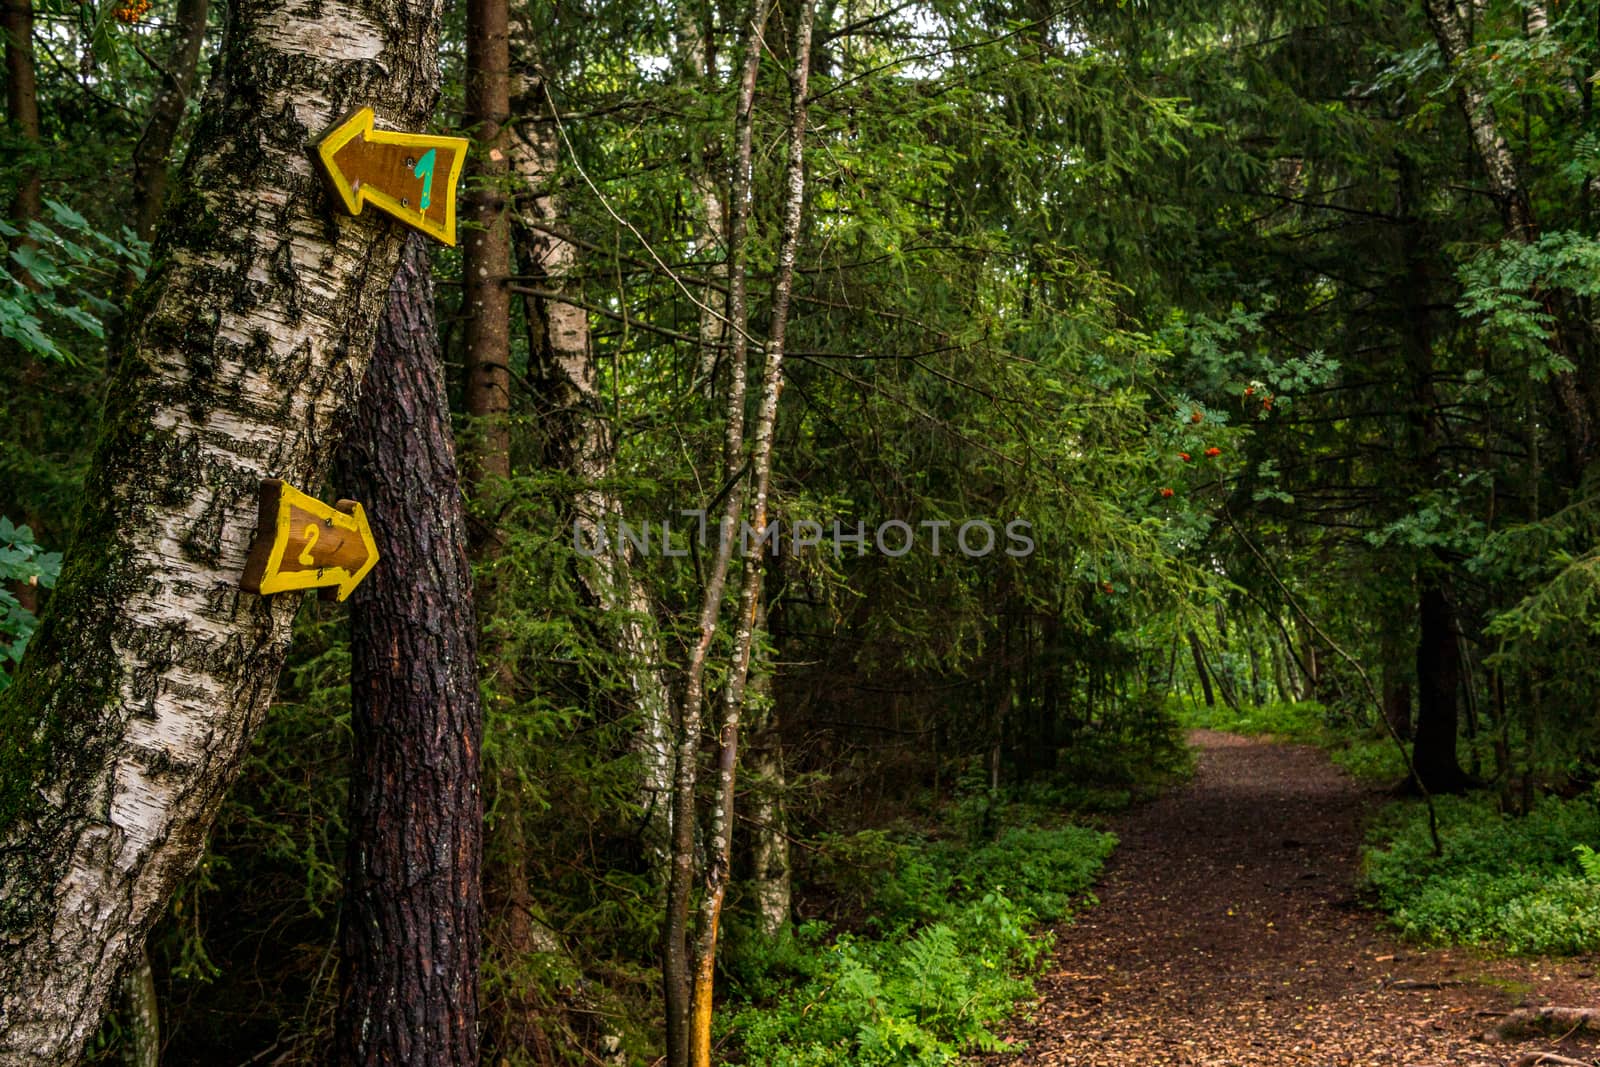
top-left (725, 820), bottom-right (1114, 1064)
top-left (0, 516), bottom-right (61, 687)
top-left (1362, 793), bottom-right (1600, 954)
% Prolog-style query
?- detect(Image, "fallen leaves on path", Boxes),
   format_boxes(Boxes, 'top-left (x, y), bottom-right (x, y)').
top-left (976, 730), bottom-right (1600, 1067)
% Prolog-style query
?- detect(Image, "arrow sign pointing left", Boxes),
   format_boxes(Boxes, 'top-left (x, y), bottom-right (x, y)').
top-left (240, 479), bottom-right (379, 602)
top-left (316, 107), bottom-right (469, 245)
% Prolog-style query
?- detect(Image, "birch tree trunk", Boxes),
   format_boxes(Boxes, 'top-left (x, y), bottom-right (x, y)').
top-left (0, 0), bottom-right (445, 1059)
top-left (689, 3), bottom-right (817, 1062)
top-left (744, 574), bottom-right (790, 938)
top-left (1421, 0), bottom-right (1595, 468)
top-left (505, 68), bottom-right (677, 879)
top-left (662, 0), bottom-right (766, 1057)
top-left (333, 236), bottom-right (482, 1067)
top-left (676, 2), bottom-right (730, 393)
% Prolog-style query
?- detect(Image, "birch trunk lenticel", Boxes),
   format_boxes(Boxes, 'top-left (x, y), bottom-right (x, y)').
top-left (0, 0), bottom-right (445, 1059)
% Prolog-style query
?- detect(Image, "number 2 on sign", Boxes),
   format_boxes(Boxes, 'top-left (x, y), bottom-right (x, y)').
top-left (298, 523), bottom-right (320, 566)
top-left (413, 148), bottom-right (437, 211)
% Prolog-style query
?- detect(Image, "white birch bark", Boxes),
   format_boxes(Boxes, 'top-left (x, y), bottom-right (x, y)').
top-left (0, 0), bottom-right (444, 1060)
top-left (689, 3), bottom-right (817, 1061)
top-left (504, 65), bottom-right (678, 876)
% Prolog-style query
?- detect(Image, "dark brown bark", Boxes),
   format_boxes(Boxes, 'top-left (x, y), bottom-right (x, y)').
top-left (130, 0), bottom-right (209, 245)
top-left (1413, 580), bottom-right (1468, 792)
top-left (334, 236), bottom-right (482, 1067)
top-left (463, 0), bottom-right (512, 492)
top-left (0, 0), bottom-right (446, 1058)
top-left (1187, 629), bottom-right (1215, 708)
top-left (1383, 674), bottom-right (1413, 743)
top-left (4, 0), bottom-right (41, 271)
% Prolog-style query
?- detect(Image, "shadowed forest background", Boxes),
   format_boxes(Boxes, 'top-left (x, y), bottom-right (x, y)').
top-left (5, 0), bottom-right (1600, 1063)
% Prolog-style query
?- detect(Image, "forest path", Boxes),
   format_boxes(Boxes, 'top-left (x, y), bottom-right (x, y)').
top-left (983, 729), bottom-right (1599, 1066)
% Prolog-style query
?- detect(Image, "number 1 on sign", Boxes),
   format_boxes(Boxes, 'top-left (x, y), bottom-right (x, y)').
top-left (413, 148), bottom-right (437, 211)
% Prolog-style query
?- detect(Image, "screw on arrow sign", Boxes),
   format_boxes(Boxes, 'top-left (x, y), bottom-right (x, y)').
top-left (240, 479), bottom-right (379, 602)
top-left (316, 107), bottom-right (469, 246)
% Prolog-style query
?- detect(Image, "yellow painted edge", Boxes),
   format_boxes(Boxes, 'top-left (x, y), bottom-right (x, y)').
top-left (336, 502), bottom-right (380, 601)
top-left (256, 481), bottom-right (367, 596)
top-left (316, 108), bottom-right (374, 217)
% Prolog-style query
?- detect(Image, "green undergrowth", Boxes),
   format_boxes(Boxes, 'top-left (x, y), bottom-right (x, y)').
top-left (1362, 793), bottom-right (1600, 955)
top-left (721, 816), bottom-right (1117, 1065)
top-left (1175, 698), bottom-right (1409, 782)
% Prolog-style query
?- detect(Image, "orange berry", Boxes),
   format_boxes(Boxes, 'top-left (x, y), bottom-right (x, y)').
top-left (1179, 452), bottom-right (1191, 462)
top-left (1244, 386), bottom-right (1255, 396)
top-left (1205, 446), bottom-right (1222, 457)
top-left (1102, 582), bottom-right (1115, 595)
top-left (1160, 487), bottom-right (1174, 498)
top-left (1190, 411), bottom-right (1203, 423)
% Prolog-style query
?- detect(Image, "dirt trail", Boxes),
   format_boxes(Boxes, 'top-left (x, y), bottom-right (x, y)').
top-left (985, 730), bottom-right (1599, 1066)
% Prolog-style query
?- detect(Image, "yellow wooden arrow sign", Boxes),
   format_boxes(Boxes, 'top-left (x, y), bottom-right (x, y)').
top-left (316, 108), bottom-right (469, 246)
top-left (240, 480), bottom-right (379, 602)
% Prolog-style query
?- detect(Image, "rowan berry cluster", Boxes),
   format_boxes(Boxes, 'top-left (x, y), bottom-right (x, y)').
top-left (114, 0), bottom-right (152, 22)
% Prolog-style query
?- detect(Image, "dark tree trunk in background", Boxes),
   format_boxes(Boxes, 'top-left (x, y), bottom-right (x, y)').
top-left (334, 236), bottom-right (483, 1067)
top-left (131, 0), bottom-right (209, 244)
top-left (1413, 580), bottom-right (1468, 792)
top-left (463, 0), bottom-right (512, 492)
top-left (1384, 673), bottom-right (1413, 743)
top-left (1187, 630), bottom-right (1215, 708)
top-left (3, 0), bottom-right (41, 245)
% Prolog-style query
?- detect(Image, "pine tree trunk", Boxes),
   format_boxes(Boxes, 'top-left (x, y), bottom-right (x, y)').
top-left (333, 236), bottom-right (482, 1067)
top-left (0, 0), bottom-right (445, 1059)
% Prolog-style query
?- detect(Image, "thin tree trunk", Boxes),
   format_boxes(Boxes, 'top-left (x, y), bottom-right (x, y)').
top-left (3, 0), bottom-right (41, 253)
top-left (0, 0), bottom-right (445, 1058)
top-left (1187, 629), bottom-right (1215, 708)
top-left (744, 563), bottom-right (790, 938)
top-left (334, 236), bottom-right (482, 1067)
top-left (462, 0), bottom-right (545, 1050)
top-left (1422, 0), bottom-right (1594, 468)
top-left (506, 70), bottom-right (676, 878)
top-left (688, 5), bottom-right (816, 1062)
top-left (131, 0), bottom-right (209, 244)
top-left (464, 0), bottom-right (513, 491)
top-left (120, 950), bottom-right (159, 1067)
top-left (678, 2), bottom-right (729, 393)
top-left (662, 0), bottom-right (765, 1059)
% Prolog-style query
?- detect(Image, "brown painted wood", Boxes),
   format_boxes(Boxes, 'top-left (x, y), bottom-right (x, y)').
top-left (332, 133), bottom-right (459, 232)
